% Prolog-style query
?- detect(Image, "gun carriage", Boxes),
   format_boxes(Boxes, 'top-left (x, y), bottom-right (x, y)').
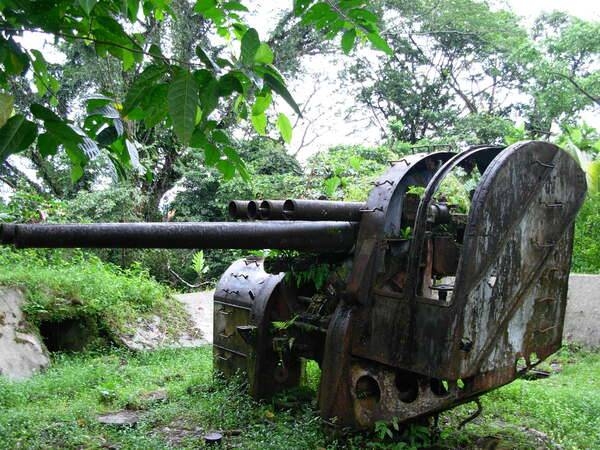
top-left (0, 141), bottom-right (586, 429)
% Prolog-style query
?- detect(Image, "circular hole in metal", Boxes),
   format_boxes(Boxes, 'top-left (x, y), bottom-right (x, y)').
top-left (430, 378), bottom-right (450, 397)
top-left (395, 370), bottom-right (419, 403)
top-left (259, 200), bottom-right (270, 219)
top-left (282, 199), bottom-right (295, 217)
top-left (355, 375), bottom-right (381, 404)
top-left (228, 201), bottom-right (239, 218)
top-left (247, 201), bottom-right (258, 219)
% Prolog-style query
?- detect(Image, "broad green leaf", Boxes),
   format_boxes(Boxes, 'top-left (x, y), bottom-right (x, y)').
top-left (223, 1), bottom-right (248, 11)
top-left (251, 92), bottom-right (272, 116)
top-left (168, 71), bottom-right (199, 145)
top-left (339, 0), bottom-right (364, 8)
top-left (78, 0), bottom-right (98, 15)
top-left (43, 120), bottom-right (82, 144)
top-left (71, 164), bottom-right (84, 182)
top-left (204, 144), bottom-right (220, 165)
top-left (276, 113), bottom-right (293, 144)
top-left (263, 73), bottom-right (301, 116)
top-left (37, 132), bottom-right (60, 157)
top-left (234, 95), bottom-right (248, 119)
top-left (30, 50), bottom-right (51, 96)
top-left (31, 103), bottom-right (61, 122)
top-left (193, 69), bottom-right (214, 88)
top-left (251, 113), bottom-right (267, 135)
top-left (223, 146), bottom-right (249, 181)
top-left (231, 22), bottom-right (248, 40)
top-left (255, 43), bottom-right (274, 64)
top-left (367, 32), bottom-right (393, 55)
top-left (347, 8), bottom-right (379, 25)
top-left (123, 65), bottom-right (167, 116)
top-left (0, 115), bottom-right (38, 162)
top-left (0, 93), bottom-right (13, 128)
top-left (588, 160), bottom-right (600, 194)
top-left (4, 39), bottom-right (29, 75)
top-left (196, 45), bottom-right (220, 72)
top-left (190, 127), bottom-right (209, 148)
top-left (300, 2), bottom-right (336, 27)
top-left (341, 28), bottom-right (357, 55)
top-left (218, 72), bottom-right (245, 96)
top-left (199, 78), bottom-right (220, 120)
top-left (126, 0), bottom-right (139, 21)
top-left (212, 129), bottom-right (231, 144)
top-left (144, 84), bottom-right (169, 128)
top-left (194, 0), bottom-right (217, 13)
top-left (240, 28), bottom-right (260, 66)
top-left (216, 159), bottom-right (236, 179)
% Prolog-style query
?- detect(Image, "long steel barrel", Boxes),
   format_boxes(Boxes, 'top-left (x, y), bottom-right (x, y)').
top-left (282, 200), bottom-right (365, 221)
top-left (0, 221), bottom-right (357, 253)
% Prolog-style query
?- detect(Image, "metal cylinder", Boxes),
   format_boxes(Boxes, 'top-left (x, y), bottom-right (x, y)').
top-left (228, 200), bottom-right (258, 220)
top-left (258, 200), bottom-right (286, 220)
top-left (282, 199), bottom-right (365, 221)
top-left (0, 221), bottom-right (357, 253)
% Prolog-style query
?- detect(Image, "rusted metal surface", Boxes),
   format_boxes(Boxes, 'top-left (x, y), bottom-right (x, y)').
top-left (0, 221), bottom-right (358, 252)
top-left (228, 200), bottom-right (258, 219)
top-left (0, 140), bottom-right (587, 431)
top-left (282, 199), bottom-right (365, 221)
top-left (258, 200), bottom-right (286, 219)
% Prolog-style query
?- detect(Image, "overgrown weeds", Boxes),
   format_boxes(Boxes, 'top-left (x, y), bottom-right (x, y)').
top-left (0, 248), bottom-right (190, 343)
top-left (0, 346), bottom-right (598, 449)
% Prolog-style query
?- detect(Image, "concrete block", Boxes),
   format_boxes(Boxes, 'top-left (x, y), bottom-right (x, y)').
top-left (564, 274), bottom-right (600, 348)
top-left (0, 287), bottom-right (49, 380)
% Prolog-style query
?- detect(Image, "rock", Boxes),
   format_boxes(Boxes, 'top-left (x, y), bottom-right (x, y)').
top-left (0, 287), bottom-right (50, 380)
top-left (141, 389), bottom-right (168, 403)
top-left (114, 291), bottom-right (214, 351)
top-left (97, 410), bottom-right (142, 427)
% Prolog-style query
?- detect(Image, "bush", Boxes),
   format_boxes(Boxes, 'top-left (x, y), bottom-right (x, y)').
top-left (572, 192), bottom-right (600, 273)
top-left (0, 248), bottom-right (191, 343)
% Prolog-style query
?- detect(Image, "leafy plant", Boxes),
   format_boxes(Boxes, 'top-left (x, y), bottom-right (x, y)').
top-left (192, 251), bottom-right (210, 278)
top-left (0, 0), bottom-right (390, 181)
top-left (0, 247), bottom-right (190, 340)
top-left (292, 263), bottom-right (332, 290)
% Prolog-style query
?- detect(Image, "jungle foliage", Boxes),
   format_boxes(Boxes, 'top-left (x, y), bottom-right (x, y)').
top-left (0, 0), bottom-right (390, 182)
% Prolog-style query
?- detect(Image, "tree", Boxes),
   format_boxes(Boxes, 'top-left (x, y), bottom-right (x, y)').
top-left (344, 0), bottom-right (599, 145)
top-left (524, 12), bottom-right (600, 135)
top-left (0, 0), bottom-right (391, 185)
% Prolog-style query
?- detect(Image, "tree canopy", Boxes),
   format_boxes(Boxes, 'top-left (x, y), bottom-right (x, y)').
top-left (0, 0), bottom-right (391, 182)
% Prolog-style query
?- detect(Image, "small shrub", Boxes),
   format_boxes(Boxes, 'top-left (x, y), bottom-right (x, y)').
top-left (0, 248), bottom-right (190, 343)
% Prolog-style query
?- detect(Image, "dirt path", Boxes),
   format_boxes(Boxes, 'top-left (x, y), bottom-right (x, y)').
top-left (173, 290), bottom-right (214, 344)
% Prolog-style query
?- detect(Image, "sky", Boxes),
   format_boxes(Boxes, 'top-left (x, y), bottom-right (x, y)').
top-left (268, 0), bottom-right (600, 160)
top-left (16, 0), bottom-right (600, 163)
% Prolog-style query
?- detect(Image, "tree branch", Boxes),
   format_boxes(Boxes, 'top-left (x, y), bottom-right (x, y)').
top-left (551, 71), bottom-right (600, 107)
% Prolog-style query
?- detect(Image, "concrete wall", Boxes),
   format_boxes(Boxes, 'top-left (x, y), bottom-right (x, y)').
top-left (564, 274), bottom-right (600, 348)
top-left (0, 287), bottom-right (49, 380)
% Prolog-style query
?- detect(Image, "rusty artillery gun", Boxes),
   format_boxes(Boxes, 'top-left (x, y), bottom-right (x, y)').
top-left (0, 141), bottom-right (587, 430)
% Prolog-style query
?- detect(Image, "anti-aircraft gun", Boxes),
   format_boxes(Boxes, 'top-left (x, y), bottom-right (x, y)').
top-left (0, 141), bottom-right (587, 429)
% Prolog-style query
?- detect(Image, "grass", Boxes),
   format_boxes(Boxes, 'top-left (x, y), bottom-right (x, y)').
top-left (0, 345), bottom-right (598, 449)
top-left (0, 248), bottom-right (191, 342)
top-left (438, 346), bottom-right (600, 449)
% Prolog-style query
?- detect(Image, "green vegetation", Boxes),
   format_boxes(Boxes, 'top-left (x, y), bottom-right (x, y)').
top-left (573, 192), bottom-right (600, 273)
top-left (0, 346), bottom-right (598, 449)
top-left (0, 1), bottom-right (389, 181)
top-left (0, 248), bottom-right (190, 342)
